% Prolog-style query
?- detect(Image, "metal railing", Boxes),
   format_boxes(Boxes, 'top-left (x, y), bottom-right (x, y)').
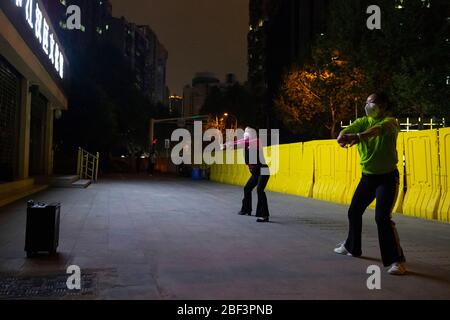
top-left (77, 147), bottom-right (99, 182)
top-left (398, 117), bottom-right (446, 132)
top-left (341, 117), bottom-right (446, 132)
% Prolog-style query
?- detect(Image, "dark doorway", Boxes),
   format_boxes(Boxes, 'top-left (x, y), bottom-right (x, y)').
top-left (29, 91), bottom-right (47, 176)
top-left (0, 56), bottom-right (21, 183)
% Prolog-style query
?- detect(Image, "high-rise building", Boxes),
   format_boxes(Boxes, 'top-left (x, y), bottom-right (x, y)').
top-left (182, 72), bottom-right (220, 118)
top-left (106, 18), bottom-right (168, 104)
top-left (41, 1), bottom-right (168, 104)
top-left (248, 0), bottom-right (329, 127)
top-left (41, 0), bottom-right (113, 61)
top-left (154, 42), bottom-right (168, 105)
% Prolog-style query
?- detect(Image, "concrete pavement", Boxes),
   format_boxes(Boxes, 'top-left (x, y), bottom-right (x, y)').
top-left (0, 174), bottom-right (449, 300)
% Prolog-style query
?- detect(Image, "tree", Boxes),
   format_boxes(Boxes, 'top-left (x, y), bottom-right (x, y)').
top-left (391, 57), bottom-right (435, 117)
top-left (321, 0), bottom-right (449, 118)
top-left (275, 46), bottom-right (366, 138)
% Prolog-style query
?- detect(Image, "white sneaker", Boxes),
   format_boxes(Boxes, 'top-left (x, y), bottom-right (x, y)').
top-left (334, 242), bottom-right (353, 256)
top-left (387, 262), bottom-right (407, 275)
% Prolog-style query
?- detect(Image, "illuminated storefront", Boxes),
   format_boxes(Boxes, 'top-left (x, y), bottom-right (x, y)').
top-left (0, 0), bottom-right (68, 199)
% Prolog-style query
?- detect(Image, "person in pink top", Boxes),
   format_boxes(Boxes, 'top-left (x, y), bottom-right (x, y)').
top-left (222, 127), bottom-right (270, 222)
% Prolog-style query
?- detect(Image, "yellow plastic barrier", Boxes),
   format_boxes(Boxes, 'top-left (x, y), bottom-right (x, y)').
top-left (343, 145), bottom-right (362, 205)
top-left (267, 144), bottom-right (290, 193)
top-left (438, 128), bottom-right (450, 222)
top-left (331, 143), bottom-right (350, 204)
top-left (284, 143), bottom-right (303, 195)
top-left (219, 163), bottom-right (228, 183)
top-left (312, 140), bottom-right (340, 202)
top-left (212, 151), bottom-right (224, 182)
top-left (297, 142), bottom-right (314, 197)
top-left (262, 145), bottom-right (278, 191)
top-left (210, 129), bottom-right (447, 223)
top-left (402, 130), bottom-right (441, 220)
top-left (226, 163), bottom-right (236, 184)
top-left (210, 163), bottom-right (219, 182)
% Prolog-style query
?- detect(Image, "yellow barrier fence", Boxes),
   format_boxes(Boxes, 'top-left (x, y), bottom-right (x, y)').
top-left (332, 142), bottom-right (351, 204)
top-left (297, 142), bottom-right (314, 197)
top-left (343, 145), bottom-right (362, 205)
top-left (312, 140), bottom-right (338, 202)
top-left (263, 146), bottom-right (278, 191)
top-left (210, 163), bottom-right (218, 182)
top-left (268, 144), bottom-right (291, 192)
top-left (284, 143), bottom-right (303, 195)
top-left (208, 128), bottom-right (448, 222)
top-left (402, 130), bottom-right (441, 220)
top-left (438, 128), bottom-right (450, 222)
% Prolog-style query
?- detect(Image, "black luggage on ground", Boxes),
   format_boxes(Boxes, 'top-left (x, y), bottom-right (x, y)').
top-left (25, 201), bottom-right (60, 258)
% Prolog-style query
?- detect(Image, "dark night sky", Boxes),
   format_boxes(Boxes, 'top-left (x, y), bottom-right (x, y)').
top-left (109, 0), bottom-right (249, 95)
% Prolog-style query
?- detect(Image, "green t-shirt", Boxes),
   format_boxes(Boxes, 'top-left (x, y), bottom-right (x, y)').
top-left (342, 116), bottom-right (399, 175)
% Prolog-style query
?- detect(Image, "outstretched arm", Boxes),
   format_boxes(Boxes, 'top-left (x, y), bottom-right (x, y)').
top-left (220, 138), bottom-right (259, 150)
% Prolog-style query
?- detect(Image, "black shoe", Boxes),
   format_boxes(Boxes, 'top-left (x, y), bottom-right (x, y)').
top-left (238, 211), bottom-right (251, 216)
top-left (256, 217), bottom-right (269, 223)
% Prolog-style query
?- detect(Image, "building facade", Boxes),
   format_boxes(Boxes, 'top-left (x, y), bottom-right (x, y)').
top-left (182, 72), bottom-right (220, 118)
top-left (41, 0), bottom-right (168, 104)
top-left (107, 18), bottom-right (168, 105)
top-left (41, 0), bottom-right (112, 61)
top-left (0, 0), bottom-right (69, 198)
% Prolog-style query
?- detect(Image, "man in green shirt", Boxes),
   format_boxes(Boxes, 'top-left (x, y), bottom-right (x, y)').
top-left (334, 92), bottom-right (406, 275)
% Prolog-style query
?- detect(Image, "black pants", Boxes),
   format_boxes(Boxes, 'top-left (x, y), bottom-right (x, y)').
top-left (241, 166), bottom-right (270, 217)
top-left (345, 170), bottom-right (405, 266)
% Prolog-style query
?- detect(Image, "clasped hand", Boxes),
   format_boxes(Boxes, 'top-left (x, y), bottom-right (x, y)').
top-left (337, 133), bottom-right (360, 148)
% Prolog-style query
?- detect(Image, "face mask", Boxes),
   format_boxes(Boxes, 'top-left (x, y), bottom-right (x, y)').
top-left (365, 102), bottom-right (380, 118)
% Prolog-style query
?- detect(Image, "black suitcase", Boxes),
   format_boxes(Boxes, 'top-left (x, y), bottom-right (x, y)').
top-left (25, 201), bottom-right (61, 258)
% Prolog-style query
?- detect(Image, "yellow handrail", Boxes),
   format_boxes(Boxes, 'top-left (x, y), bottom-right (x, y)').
top-left (77, 147), bottom-right (100, 182)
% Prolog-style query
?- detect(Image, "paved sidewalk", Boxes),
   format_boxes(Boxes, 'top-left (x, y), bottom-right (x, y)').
top-left (0, 174), bottom-right (449, 300)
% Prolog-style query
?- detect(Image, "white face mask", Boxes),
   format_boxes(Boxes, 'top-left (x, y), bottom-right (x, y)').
top-left (365, 102), bottom-right (380, 118)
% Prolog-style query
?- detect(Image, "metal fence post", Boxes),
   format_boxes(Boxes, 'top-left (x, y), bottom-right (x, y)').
top-left (95, 152), bottom-right (99, 182)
